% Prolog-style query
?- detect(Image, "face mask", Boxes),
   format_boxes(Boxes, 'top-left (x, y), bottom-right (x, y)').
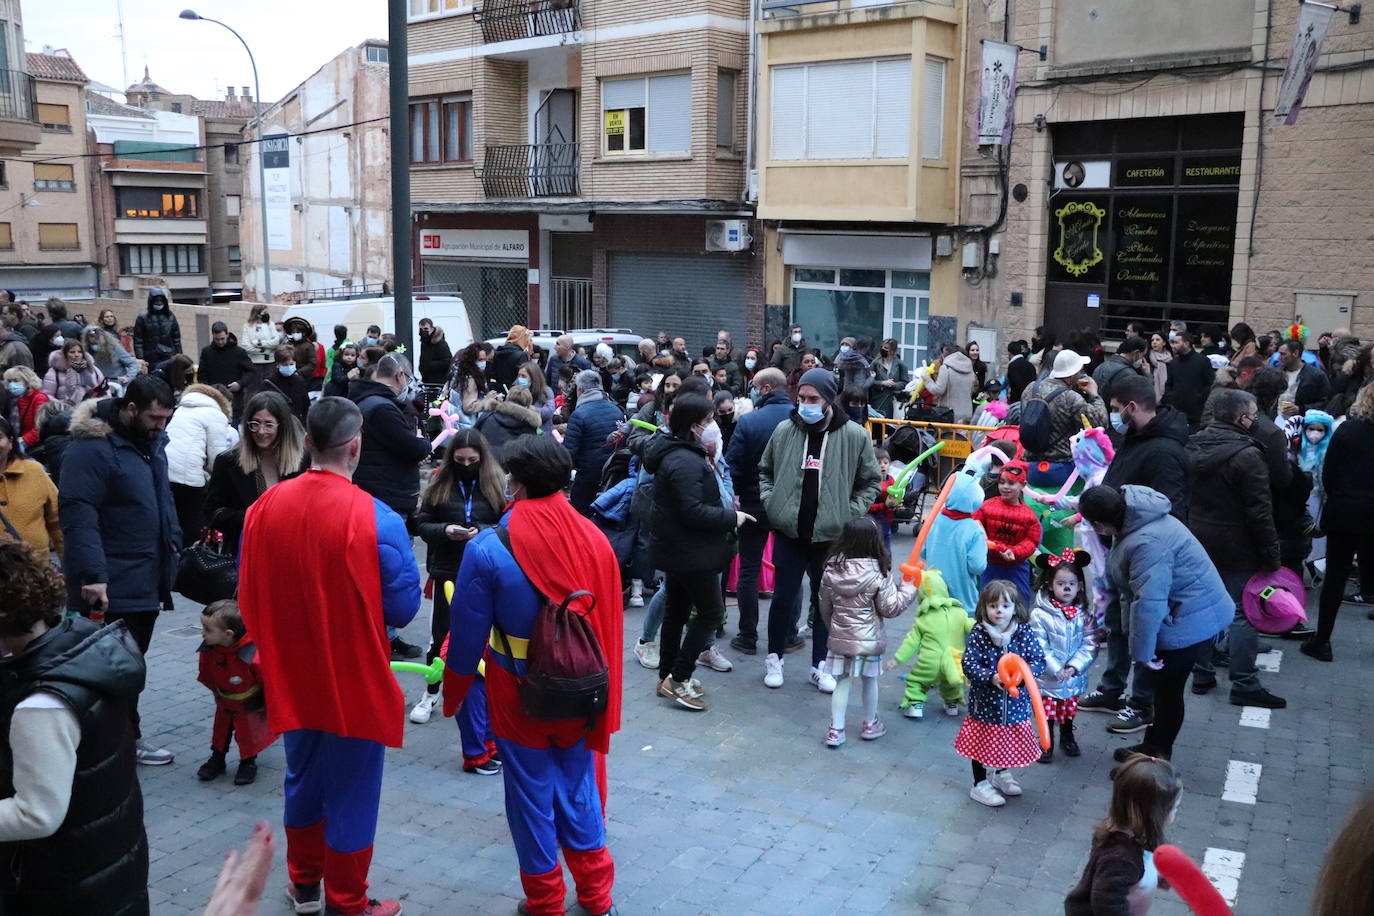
top-left (397, 379), bottom-right (417, 403)
top-left (477, 360), bottom-right (488, 370)
top-left (89, 344), bottom-right (100, 352)
top-left (153, 302), bottom-right (166, 311)
top-left (611, 372), bottom-right (621, 381)
top-left (364, 337), bottom-right (377, 346)
top-left (278, 364), bottom-right (297, 377)
top-left (515, 377), bottom-right (531, 388)
top-left (698, 421), bottom-right (721, 450)
top-left (51, 335), bottom-right (64, 348)
top-left (750, 389), bottom-right (763, 405)
top-left (791, 333), bottom-right (802, 344)
top-left (744, 357), bottom-right (757, 370)
top-left (840, 345), bottom-right (851, 354)
top-left (1168, 331), bottom-right (1178, 342)
top-left (454, 462), bottom-right (480, 481)
top-left (6, 382), bottom-right (24, 396)
top-left (290, 332), bottom-right (303, 342)
top-left (1306, 428), bottom-right (1325, 444)
top-left (845, 406), bottom-right (865, 423)
top-left (1110, 411), bottom-right (1129, 435)
top-left (798, 403), bottom-right (825, 424)
top-left (718, 412), bottom-right (734, 427)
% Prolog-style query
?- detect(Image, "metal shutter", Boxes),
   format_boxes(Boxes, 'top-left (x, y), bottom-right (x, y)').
top-left (608, 252), bottom-right (750, 351)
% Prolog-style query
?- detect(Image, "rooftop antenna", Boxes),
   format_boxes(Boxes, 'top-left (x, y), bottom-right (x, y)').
top-left (115, 0), bottom-right (130, 90)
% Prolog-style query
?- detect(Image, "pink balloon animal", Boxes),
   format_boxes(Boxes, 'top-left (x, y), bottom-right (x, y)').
top-left (429, 398), bottom-right (465, 451)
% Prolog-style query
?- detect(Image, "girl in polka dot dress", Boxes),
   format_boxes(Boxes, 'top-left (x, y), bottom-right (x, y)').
top-left (954, 579), bottom-right (1047, 807)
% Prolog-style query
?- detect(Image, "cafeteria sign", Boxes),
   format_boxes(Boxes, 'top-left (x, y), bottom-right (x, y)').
top-left (604, 110), bottom-right (625, 136)
top-left (1053, 201), bottom-right (1107, 277)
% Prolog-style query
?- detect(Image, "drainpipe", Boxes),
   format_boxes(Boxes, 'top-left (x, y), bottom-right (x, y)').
top-left (745, 0), bottom-right (759, 205)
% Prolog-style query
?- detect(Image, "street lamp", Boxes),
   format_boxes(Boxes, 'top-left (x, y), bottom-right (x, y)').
top-left (179, 9), bottom-right (272, 304)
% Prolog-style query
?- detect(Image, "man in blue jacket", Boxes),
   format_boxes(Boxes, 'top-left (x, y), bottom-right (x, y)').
top-left (59, 375), bottom-right (180, 766)
top-left (563, 370), bottom-right (624, 515)
top-left (724, 368), bottom-right (796, 655)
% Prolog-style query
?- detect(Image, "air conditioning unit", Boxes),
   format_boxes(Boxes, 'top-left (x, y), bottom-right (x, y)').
top-left (705, 219), bottom-right (751, 252)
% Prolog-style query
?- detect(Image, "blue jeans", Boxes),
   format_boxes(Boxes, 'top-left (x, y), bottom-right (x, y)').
top-left (1193, 569), bottom-right (1262, 694)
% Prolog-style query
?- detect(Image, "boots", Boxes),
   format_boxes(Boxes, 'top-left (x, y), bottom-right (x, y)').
top-left (1037, 727), bottom-right (1054, 764)
top-left (1060, 719), bottom-right (1081, 757)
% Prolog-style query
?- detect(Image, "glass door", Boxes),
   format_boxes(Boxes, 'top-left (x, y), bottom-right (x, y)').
top-left (886, 270), bottom-right (929, 368)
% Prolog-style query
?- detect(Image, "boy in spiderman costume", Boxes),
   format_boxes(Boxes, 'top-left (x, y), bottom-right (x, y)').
top-left (973, 459), bottom-right (1043, 602)
top-left (196, 599), bottom-right (274, 786)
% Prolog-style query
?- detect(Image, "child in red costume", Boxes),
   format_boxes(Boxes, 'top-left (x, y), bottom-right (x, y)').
top-left (196, 599), bottom-right (274, 786)
top-left (974, 459), bottom-right (1041, 602)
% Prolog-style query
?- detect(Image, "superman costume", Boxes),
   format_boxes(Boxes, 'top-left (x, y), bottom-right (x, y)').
top-left (196, 639), bottom-right (274, 761)
top-left (239, 468), bottom-right (420, 915)
top-left (444, 492), bottom-right (623, 916)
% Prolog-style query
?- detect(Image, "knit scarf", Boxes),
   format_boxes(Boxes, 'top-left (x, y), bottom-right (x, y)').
top-left (981, 620), bottom-right (1018, 649)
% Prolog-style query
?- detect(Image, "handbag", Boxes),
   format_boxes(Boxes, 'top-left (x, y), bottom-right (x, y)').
top-left (174, 539), bottom-right (238, 605)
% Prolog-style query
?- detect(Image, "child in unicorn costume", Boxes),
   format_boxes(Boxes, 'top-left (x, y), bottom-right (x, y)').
top-left (1300, 409), bottom-right (1337, 577)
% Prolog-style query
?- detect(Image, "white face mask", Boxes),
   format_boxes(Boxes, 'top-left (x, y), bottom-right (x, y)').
top-left (791, 332), bottom-right (803, 344)
top-left (698, 421), bottom-right (721, 455)
top-left (52, 335), bottom-right (65, 348)
top-left (1305, 428), bottom-right (1325, 444)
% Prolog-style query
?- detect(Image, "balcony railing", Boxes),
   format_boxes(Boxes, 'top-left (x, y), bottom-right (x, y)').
top-left (0, 70), bottom-right (38, 123)
top-left (479, 143), bottom-right (579, 198)
top-left (475, 0), bottom-right (580, 43)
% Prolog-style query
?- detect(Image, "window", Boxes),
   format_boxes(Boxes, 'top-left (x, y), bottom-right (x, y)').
top-left (717, 70), bottom-right (737, 151)
top-left (37, 223), bottom-right (79, 250)
top-left (0, 223), bottom-right (11, 250)
top-left (770, 57), bottom-right (911, 161)
top-left (601, 73), bottom-right (691, 155)
top-left (227, 245), bottom-right (241, 268)
top-left (33, 163), bottom-right (74, 191)
top-left (791, 267), bottom-right (930, 366)
top-left (223, 143), bottom-right (239, 165)
top-left (119, 244), bottom-right (203, 275)
top-left (920, 57), bottom-right (946, 160)
top-left (36, 103), bottom-right (70, 132)
top-left (225, 194), bottom-right (241, 217)
top-left (170, 102), bottom-right (183, 113)
top-left (365, 45), bottom-right (389, 64)
top-left (410, 96), bottom-right (471, 164)
top-left (116, 187), bottom-right (201, 218)
top-left (0, 162), bottom-right (6, 188)
top-left (408, 0), bottom-right (468, 20)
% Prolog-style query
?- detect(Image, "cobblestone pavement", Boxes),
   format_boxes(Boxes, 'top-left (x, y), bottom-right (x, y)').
top-left (141, 526), bottom-right (1364, 915)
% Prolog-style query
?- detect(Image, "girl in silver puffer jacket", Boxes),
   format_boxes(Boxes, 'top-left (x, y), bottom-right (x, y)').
top-left (1028, 550), bottom-right (1097, 763)
top-left (818, 517), bottom-right (916, 748)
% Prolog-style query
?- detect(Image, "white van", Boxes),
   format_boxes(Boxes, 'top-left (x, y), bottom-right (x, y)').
top-left (282, 294), bottom-right (475, 349)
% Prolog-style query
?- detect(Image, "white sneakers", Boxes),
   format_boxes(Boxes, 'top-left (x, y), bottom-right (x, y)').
top-left (987, 769), bottom-right (1023, 797)
top-left (628, 579), bottom-right (645, 608)
top-left (810, 665), bottom-right (836, 694)
top-left (903, 703), bottom-right (924, 719)
top-left (409, 691), bottom-right (439, 724)
top-left (763, 653), bottom-right (784, 688)
top-left (970, 780), bottom-right (1007, 807)
top-left (634, 640), bottom-right (659, 670)
top-left (697, 644), bottom-right (733, 672)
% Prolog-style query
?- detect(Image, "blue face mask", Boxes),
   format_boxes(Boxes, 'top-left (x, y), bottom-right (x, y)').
top-left (744, 357), bottom-right (757, 369)
top-left (1110, 411), bottom-right (1129, 435)
top-left (515, 377), bottom-right (531, 388)
top-left (89, 344), bottom-right (101, 352)
top-left (278, 364), bottom-right (297, 377)
top-left (6, 381), bottom-right (24, 396)
top-left (798, 403), bottom-right (825, 424)
top-left (364, 336), bottom-right (377, 345)
top-left (840, 345), bottom-right (851, 354)
top-left (477, 360), bottom-right (487, 370)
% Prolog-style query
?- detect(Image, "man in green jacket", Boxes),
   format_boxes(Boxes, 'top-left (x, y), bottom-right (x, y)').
top-left (759, 367), bottom-right (881, 690)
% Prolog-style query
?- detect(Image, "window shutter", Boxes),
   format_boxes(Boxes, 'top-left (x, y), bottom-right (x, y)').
top-left (34, 163), bottom-right (73, 181)
top-left (36, 103), bottom-right (68, 126)
top-left (647, 73), bottom-right (692, 154)
top-left (0, 223), bottom-right (11, 248)
top-left (38, 223), bottom-right (79, 249)
top-left (602, 78), bottom-right (645, 111)
top-left (769, 67), bottom-right (805, 161)
top-left (805, 60), bottom-right (873, 160)
top-left (874, 57), bottom-right (912, 159)
top-left (920, 57), bottom-right (946, 160)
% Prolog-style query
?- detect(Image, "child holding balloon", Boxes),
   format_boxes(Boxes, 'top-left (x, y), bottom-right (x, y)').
top-left (955, 580), bottom-right (1047, 807)
top-left (1064, 755), bottom-right (1183, 915)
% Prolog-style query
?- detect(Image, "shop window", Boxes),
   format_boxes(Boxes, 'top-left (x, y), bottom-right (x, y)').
top-left (116, 187), bottom-right (201, 219)
top-left (770, 56), bottom-right (910, 161)
top-left (33, 163), bottom-right (74, 191)
top-left (37, 223), bottom-right (79, 250)
top-left (0, 222), bottom-right (11, 250)
top-left (36, 103), bottom-right (70, 132)
top-left (717, 70), bottom-right (737, 151)
top-left (790, 267), bottom-right (930, 367)
top-left (602, 73), bottom-right (691, 156)
top-left (920, 57), bottom-right (946, 160)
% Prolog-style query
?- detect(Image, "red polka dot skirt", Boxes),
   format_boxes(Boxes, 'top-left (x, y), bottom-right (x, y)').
top-left (954, 716), bottom-right (1044, 769)
top-left (1044, 696), bottom-right (1080, 722)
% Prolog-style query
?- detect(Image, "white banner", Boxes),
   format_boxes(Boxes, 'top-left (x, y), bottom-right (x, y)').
top-left (1274, 1), bottom-right (1336, 125)
top-left (418, 229), bottom-right (530, 261)
top-left (261, 134), bottom-right (292, 251)
top-left (975, 40), bottom-right (1019, 146)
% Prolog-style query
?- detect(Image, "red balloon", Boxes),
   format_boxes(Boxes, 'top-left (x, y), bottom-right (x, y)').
top-left (1154, 845), bottom-right (1232, 916)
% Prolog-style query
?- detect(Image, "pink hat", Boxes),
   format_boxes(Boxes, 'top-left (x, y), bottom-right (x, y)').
top-left (1242, 568), bottom-right (1308, 634)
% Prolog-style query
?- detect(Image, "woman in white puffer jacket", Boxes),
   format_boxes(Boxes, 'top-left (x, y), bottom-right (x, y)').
top-left (166, 383), bottom-right (233, 540)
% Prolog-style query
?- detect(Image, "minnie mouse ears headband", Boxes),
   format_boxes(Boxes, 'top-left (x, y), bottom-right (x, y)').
top-left (1035, 548), bottom-right (1090, 571)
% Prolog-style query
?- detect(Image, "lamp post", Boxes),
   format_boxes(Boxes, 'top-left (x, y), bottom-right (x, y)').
top-left (179, 10), bottom-right (272, 304)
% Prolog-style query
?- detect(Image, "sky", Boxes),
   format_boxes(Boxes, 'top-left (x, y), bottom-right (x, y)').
top-left (24, 0), bottom-right (389, 104)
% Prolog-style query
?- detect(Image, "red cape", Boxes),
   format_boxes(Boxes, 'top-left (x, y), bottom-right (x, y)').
top-left (239, 470), bottom-right (405, 748)
top-left (506, 493), bottom-right (624, 755)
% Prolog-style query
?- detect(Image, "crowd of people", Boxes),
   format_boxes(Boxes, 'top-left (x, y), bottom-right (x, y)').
top-left (1, 292), bottom-right (1374, 915)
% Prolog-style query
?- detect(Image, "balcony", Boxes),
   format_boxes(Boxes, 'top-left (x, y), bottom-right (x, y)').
top-left (0, 70), bottom-right (41, 155)
top-left (761, 0), bottom-right (954, 17)
top-left (475, 0), bottom-right (580, 44)
top-left (479, 143), bottom-right (579, 198)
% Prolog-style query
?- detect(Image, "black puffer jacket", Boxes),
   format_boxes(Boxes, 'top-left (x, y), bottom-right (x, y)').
top-left (0, 617), bottom-right (148, 915)
top-left (349, 378), bottom-right (431, 519)
top-left (1318, 415), bottom-right (1374, 536)
top-left (1186, 422), bottom-right (1280, 571)
top-left (1101, 407), bottom-right (1191, 520)
top-left (490, 343), bottom-right (528, 391)
top-left (643, 434), bottom-right (736, 575)
top-left (131, 296), bottom-right (181, 362)
top-left (415, 480), bottom-right (503, 578)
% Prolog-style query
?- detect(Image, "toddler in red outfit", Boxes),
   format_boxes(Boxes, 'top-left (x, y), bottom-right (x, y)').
top-left (973, 460), bottom-right (1042, 602)
top-left (196, 599), bottom-right (274, 786)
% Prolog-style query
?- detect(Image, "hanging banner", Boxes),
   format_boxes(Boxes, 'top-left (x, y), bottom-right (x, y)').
top-left (975, 40), bottom-right (1019, 146)
top-left (1273, 1), bottom-right (1336, 125)
top-left (261, 133), bottom-right (292, 252)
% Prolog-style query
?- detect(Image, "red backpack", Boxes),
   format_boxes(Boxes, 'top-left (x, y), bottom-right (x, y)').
top-left (494, 528), bottom-right (609, 727)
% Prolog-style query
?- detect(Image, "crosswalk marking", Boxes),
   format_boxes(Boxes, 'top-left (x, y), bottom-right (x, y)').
top-left (1202, 847), bottom-right (1246, 906)
top-left (1222, 760), bottom-right (1262, 804)
top-left (1239, 707), bottom-right (1272, 729)
top-left (1256, 650), bottom-right (1282, 673)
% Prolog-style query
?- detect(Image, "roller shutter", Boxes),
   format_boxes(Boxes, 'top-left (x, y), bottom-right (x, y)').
top-left (608, 252), bottom-right (750, 349)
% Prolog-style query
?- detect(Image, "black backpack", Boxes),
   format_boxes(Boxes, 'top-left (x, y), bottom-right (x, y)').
top-left (494, 528), bottom-right (609, 728)
top-left (1018, 383), bottom-right (1070, 455)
